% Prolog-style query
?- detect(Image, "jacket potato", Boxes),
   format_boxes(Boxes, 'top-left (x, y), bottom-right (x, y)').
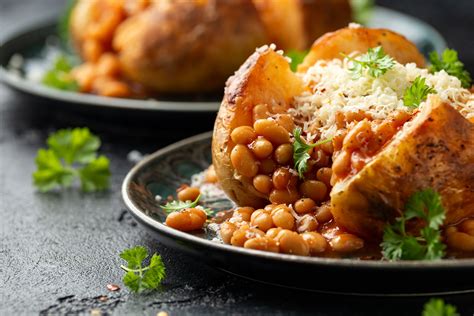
top-left (69, 0), bottom-right (352, 96)
top-left (212, 26), bottom-right (474, 240)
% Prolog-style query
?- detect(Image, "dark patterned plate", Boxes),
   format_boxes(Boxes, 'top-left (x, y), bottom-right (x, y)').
top-left (122, 132), bottom-right (474, 296)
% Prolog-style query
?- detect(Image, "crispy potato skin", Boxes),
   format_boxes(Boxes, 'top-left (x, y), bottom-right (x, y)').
top-left (298, 27), bottom-right (425, 72)
top-left (212, 48), bottom-right (304, 207)
top-left (331, 96), bottom-right (474, 239)
top-left (113, 0), bottom-right (269, 93)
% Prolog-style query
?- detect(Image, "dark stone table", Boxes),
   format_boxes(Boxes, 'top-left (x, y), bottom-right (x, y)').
top-left (1, 1), bottom-right (473, 315)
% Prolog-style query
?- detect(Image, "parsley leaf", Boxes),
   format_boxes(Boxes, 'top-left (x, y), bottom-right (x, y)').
top-left (403, 76), bottom-right (437, 108)
top-left (381, 189), bottom-right (446, 261)
top-left (344, 46), bottom-right (395, 79)
top-left (161, 194), bottom-right (201, 214)
top-left (429, 49), bottom-right (472, 88)
top-left (422, 299), bottom-right (459, 316)
top-left (292, 127), bottom-right (332, 179)
top-left (286, 50), bottom-right (308, 72)
top-left (32, 128), bottom-right (110, 192)
top-left (120, 246), bottom-right (166, 293)
top-left (42, 55), bottom-right (79, 91)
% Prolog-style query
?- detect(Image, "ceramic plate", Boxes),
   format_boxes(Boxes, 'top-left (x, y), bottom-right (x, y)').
top-left (122, 132), bottom-right (474, 296)
top-left (0, 7), bottom-right (445, 113)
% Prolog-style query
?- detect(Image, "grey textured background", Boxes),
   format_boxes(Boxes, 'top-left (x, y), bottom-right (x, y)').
top-left (1, 0), bottom-right (473, 315)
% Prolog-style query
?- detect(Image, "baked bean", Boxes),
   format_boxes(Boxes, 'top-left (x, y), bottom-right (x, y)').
top-left (446, 231), bottom-right (474, 252)
top-left (329, 234), bottom-right (364, 252)
top-left (251, 138), bottom-right (273, 159)
top-left (332, 131), bottom-right (347, 152)
top-left (320, 141), bottom-right (334, 155)
top-left (294, 198), bottom-right (316, 214)
top-left (244, 236), bottom-right (279, 253)
top-left (301, 232), bottom-right (327, 254)
top-left (231, 126), bottom-right (257, 145)
top-left (278, 230), bottom-right (310, 256)
top-left (264, 203), bottom-right (278, 212)
top-left (230, 226), bottom-right (265, 247)
top-left (272, 207), bottom-right (295, 230)
top-left (272, 167), bottom-right (293, 190)
top-left (270, 204), bottom-right (291, 215)
top-left (205, 165), bottom-right (218, 183)
top-left (266, 227), bottom-right (283, 239)
top-left (269, 189), bottom-right (300, 204)
top-left (300, 180), bottom-right (327, 202)
top-left (345, 110), bottom-right (368, 123)
top-left (375, 120), bottom-right (396, 146)
top-left (96, 53), bottom-right (121, 77)
top-left (96, 79), bottom-right (131, 97)
top-left (275, 114), bottom-right (295, 132)
top-left (220, 221), bottom-right (237, 244)
top-left (332, 150), bottom-right (351, 179)
top-left (253, 104), bottom-right (270, 121)
top-left (165, 208), bottom-right (207, 232)
top-left (312, 150), bottom-right (330, 168)
top-left (259, 159), bottom-right (276, 174)
top-left (459, 219), bottom-right (474, 235)
top-left (343, 120), bottom-right (373, 151)
top-left (316, 167), bottom-right (332, 187)
top-left (233, 207), bottom-right (255, 222)
top-left (253, 175), bottom-right (273, 194)
top-left (297, 214), bottom-right (319, 233)
top-left (177, 186), bottom-right (200, 202)
top-left (314, 204), bottom-right (333, 223)
top-left (231, 145), bottom-right (258, 177)
top-left (72, 63), bottom-right (96, 92)
top-left (274, 144), bottom-right (293, 165)
top-left (254, 119), bottom-right (291, 145)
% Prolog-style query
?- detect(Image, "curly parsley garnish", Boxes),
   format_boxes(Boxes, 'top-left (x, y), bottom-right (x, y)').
top-left (120, 246), bottom-right (166, 294)
top-left (429, 49), bottom-right (472, 88)
top-left (293, 127), bottom-right (332, 179)
top-left (33, 128), bottom-right (110, 192)
top-left (42, 55), bottom-right (78, 91)
top-left (422, 299), bottom-right (459, 316)
top-left (160, 194), bottom-right (213, 216)
top-left (381, 189), bottom-right (446, 261)
top-left (403, 76), bottom-right (437, 108)
top-left (344, 46), bottom-right (395, 79)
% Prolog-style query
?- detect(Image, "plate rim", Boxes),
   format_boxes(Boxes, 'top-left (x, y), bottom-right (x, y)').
top-left (122, 131), bottom-right (474, 270)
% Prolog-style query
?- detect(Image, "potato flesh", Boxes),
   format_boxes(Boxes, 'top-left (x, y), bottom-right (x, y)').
top-left (331, 97), bottom-right (474, 239)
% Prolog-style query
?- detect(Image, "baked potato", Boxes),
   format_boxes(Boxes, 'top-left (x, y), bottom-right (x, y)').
top-left (69, 0), bottom-right (352, 96)
top-left (212, 26), bottom-right (474, 241)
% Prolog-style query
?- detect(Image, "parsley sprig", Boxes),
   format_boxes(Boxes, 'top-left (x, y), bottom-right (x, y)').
top-left (161, 194), bottom-right (213, 217)
top-left (429, 49), bottom-right (472, 88)
top-left (422, 299), bottom-right (459, 316)
top-left (381, 189), bottom-right (446, 261)
top-left (403, 76), bottom-right (437, 108)
top-left (33, 128), bottom-right (111, 192)
top-left (42, 55), bottom-right (79, 91)
top-left (344, 46), bottom-right (395, 79)
top-left (120, 246), bottom-right (166, 293)
top-left (293, 127), bottom-right (332, 179)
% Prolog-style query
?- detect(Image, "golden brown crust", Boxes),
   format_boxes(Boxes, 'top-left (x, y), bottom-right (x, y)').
top-left (113, 0), bottom-right (269, 93)
top-left (298, 27), bottom-right (426, 72)
top-left (331, 96), bottom-right (474, 238)
top-left (212, 47), bottom-right (304, 207)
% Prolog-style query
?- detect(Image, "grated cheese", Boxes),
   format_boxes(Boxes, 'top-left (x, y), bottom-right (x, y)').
top-left (290, 57), bottom-right (474, 139)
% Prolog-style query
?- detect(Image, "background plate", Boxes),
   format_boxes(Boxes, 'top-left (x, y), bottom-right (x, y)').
top-left (0, 6), bottom-right (446, 113)
top-left (122, 132), bottom-right (474, 295)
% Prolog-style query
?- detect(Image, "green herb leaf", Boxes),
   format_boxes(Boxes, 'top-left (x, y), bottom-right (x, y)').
top-left (58, 0), bottom-right (78, 47)
top-left (381, 189), bottom-right (446, 261)
top-left (42, 55), bottom-right (78, 91)
top-left (422, 298), bottom-right (459, 316)
top-left (292, 127), bottom-right (332, 179)
top-left (78, 155), bottom-right (111, 192)
top-left (429, 49), bottom-right (472, 88)
top-left (120, 246), bottom-right (166, 293)
top-left (32, 128), bottom-right (110, 192)
top-left (286, 50), bottom-right (308, 72)
top-left (344, 46), bottom-right (395, 79)
top-left (403, 76), bottom-right (437, 108)
top-left (161, 194), bottom-right (201, 214)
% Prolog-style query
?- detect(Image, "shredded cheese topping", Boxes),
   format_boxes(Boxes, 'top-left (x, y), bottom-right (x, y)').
top-left (290, 58), bottom-right (474, 139)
